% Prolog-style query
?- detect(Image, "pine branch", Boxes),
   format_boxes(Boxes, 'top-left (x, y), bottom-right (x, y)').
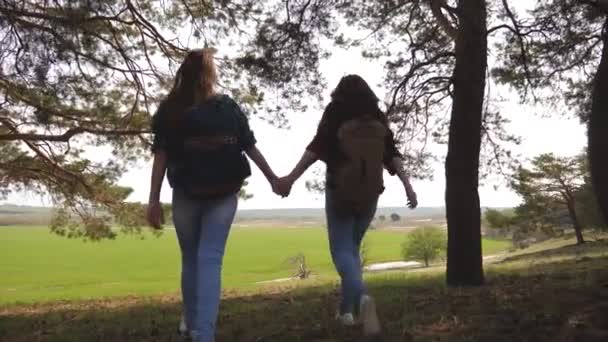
top-left (429, 0), bottom-right (457, 40)
top-left (0, 126), bottom-right (149, 142)
top-left (501, 0), bottom-right (536, 101)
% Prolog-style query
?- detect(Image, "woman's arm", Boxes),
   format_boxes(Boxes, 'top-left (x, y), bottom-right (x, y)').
top-left (274, 105), bottom-right (328, 196)
top-left (245, 146), bottom-right (277, 183)
top-left (149, 151), bottom-right (168, 202)
top-left (147, 150), bottom-right (168, 229)
top-left (274, 150), bottom-right (318, 196)
top-left (388, 156), bottom-right (418, 209)
top-left (287, 150), bottom-right (318, 183)
top-left (388, 157), bottom-right (411, 187)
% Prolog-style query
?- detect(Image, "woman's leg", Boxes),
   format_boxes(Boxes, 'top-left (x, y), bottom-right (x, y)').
top-left (325, 192), bottom-right (363, 315)
top-left (352, 199), bottom-right (381, 335)
top-left (352, 199), bottom-right (379, 276)
top-left (352, 199), bottom-right (379, 301)
top-left (191, 194), bottom-right (238, 342)
top-left (172, 189), bottom-right (203, 331)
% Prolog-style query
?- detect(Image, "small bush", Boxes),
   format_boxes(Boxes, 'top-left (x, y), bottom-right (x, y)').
top-left (401, 226), bottom-right (447, 267)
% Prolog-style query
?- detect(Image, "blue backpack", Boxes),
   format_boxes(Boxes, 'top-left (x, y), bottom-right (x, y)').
top-left (167, 95), bottom-right (251, 199)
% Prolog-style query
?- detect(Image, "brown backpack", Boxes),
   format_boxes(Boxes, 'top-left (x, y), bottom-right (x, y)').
top-left (332, 116), bottom-right (388, 215)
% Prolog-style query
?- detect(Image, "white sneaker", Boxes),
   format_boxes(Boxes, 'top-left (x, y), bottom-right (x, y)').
top-left (178, 316), bottom-right (188, 338)
top-left (335, 311), bottom-right (356, 326)
top-left (359, 295), bottom-right (381, 336)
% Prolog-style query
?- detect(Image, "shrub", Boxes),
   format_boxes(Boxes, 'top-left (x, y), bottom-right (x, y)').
top-left (284, 253), bottom-right (312, 279)
top-left (401, 226), bottom-right (447, 267)
top-left (484, 208), bottom-right (513, 229)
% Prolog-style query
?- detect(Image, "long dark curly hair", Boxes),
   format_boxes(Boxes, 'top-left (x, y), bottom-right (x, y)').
top-left (327, 74), bottom-right (386, 128)
top-left (323, 74), bottom-right (388, 162)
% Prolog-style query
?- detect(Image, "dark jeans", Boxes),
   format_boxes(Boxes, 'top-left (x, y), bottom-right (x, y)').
top-left (325, 189), bottom-right (378, 314)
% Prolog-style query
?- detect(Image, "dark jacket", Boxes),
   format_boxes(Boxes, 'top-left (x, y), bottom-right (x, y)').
top-left (151, 94), bottom-right (256, 188)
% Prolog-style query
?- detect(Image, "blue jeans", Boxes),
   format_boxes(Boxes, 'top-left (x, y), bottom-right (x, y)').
top-left (172, 189), bottom-right (238, 342)
top-left (325, 189), bottom-right (378, 315)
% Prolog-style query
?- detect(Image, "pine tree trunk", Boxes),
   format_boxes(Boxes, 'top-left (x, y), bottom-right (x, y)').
top-left (589, 22), bottom-right (608, 225)
top-left (567, 199), bottom-right (585, 245)
top-left (445, 0), bottom-right (487, 287)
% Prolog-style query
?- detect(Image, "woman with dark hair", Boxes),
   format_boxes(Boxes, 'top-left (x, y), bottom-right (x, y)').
top-left (276, 74), bottom-right (417, 336)
top-left (147, 48), bottom-right (278, 342)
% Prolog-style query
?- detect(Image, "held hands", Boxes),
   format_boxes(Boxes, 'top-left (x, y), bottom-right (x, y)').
top-left (271, 176), bottom-right (294, 198)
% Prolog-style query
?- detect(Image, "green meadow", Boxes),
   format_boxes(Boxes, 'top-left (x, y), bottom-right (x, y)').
top-left (0, 226), bottom-right (510, 304)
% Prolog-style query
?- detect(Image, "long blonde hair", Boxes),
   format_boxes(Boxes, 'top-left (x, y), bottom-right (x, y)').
top-left (158, 48), bottom-right (218, 130)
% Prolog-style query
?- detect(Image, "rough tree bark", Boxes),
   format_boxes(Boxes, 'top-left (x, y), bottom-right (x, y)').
top-left (445, 0), bottom-right (487, 287)
top-left (566, 197), bottom-right (586, 245)
top-left (589, 20), bottom-right (608, 226)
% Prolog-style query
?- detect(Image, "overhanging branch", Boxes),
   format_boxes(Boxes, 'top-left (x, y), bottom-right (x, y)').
top-left (0, 124), bottom-right (149, 142)
top-left (501, 0), bottom-right (536, 101)
top-left (0, 116), bottom-right (148, 143)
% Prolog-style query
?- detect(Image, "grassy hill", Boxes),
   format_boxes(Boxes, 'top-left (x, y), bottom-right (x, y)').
top-left (1, 237), bottom-right (606, 341)
top-left (0, 226), bottom-right (509, 304)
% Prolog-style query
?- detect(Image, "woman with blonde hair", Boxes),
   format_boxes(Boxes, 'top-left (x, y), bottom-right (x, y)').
top-left (147, 48), bottom-right (277, 341)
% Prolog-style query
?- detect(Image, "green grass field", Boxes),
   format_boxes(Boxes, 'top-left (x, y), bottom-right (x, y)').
top-left (0, 226), bottom-right (510, 304)
top-left (1, 237), bottom-right (607, 341)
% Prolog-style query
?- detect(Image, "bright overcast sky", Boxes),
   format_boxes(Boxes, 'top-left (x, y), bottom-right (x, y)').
top-left (3, 1), bottom-right (588, 210)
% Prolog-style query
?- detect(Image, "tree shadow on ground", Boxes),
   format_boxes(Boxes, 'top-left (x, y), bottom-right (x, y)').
top-left (2, 256), bottom-right (608, 342)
